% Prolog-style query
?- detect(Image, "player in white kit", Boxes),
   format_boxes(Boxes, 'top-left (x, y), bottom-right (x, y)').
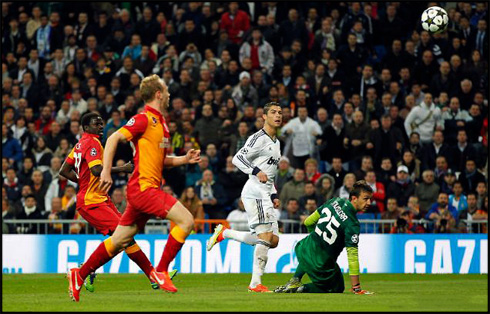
top-left (207, 102), bottom-right (283, 293)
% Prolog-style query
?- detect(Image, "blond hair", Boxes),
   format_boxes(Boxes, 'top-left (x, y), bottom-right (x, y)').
top-left (140, 74), bottom-right (164, 102)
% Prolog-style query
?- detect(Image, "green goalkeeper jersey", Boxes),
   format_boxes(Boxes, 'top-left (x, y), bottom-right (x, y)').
top-left (295, 197), bottom-right (360, 273)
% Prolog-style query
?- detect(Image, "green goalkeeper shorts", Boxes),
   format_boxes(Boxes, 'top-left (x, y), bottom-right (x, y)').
top-left (303, 263), bottom-right (345, 293)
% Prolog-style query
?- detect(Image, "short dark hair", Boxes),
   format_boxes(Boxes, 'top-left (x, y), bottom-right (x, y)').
top-left (81, 112), bottom-right (101, 129)
top-left (25, 194), bottom-right (36, 201)
top-left (264, 102), bottom-right (281, 115)
top-left (349, 180), bottom-right (373, 200)
top-left (287, 198), bottom-right (299, 205)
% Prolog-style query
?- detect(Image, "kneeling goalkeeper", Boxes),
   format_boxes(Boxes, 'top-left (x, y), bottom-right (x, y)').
top-left (275, 180), bottom-right (374, 294)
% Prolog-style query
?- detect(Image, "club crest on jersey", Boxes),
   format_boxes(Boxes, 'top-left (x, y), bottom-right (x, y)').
top-left (90, 148), bottom-right (97, 156)
top-left (152, 117), bottom-right (157, 124)
top-left (126, 117), bottom-right (135, 126)
top-left (75, 143), bottom-right (81, 149)
top-left (351, 234), bottom-right (359, 244)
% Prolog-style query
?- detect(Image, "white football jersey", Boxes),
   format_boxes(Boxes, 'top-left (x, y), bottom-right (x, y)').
top-left (232, 129), bottom-right (281, 199)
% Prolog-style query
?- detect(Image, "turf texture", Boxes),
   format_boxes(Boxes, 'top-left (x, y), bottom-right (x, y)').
top-left (2, 273), bottom-right (487, 312)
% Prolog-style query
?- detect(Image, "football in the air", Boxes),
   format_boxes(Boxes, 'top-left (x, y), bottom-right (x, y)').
top-left (421, 6), bottom-right (449, 34)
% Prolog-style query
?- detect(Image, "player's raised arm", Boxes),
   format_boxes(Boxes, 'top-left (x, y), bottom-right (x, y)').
top-left (164, 149), bottom-right (201, 168)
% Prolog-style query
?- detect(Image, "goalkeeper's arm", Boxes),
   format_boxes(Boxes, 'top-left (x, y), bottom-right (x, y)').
top-left (347, 247), bottom-right (373, 295)
top-left (303, 211), bottom-right (320, 233)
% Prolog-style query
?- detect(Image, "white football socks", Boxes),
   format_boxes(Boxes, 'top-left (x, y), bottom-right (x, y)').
top-left (223, 229), bottom-right (259, 245)
top-left (250, 240), bottom-right (270, 288)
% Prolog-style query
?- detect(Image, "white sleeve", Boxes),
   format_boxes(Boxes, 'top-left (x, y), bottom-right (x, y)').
top-left (232, 134), bottom-right (262, 175)
top-left (404, 107), bottom-right (417, 137)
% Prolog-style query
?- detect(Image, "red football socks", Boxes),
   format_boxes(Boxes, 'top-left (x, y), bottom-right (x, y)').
top-left (79, 238), bottom-right (117, 280)
top-left (156, 226), bottom-right (187, 272)
top-left (125, 243), bottom-right (153, 279)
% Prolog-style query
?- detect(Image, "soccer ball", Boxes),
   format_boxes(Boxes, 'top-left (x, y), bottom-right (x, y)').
top-left (421, 6), bottom-right (449, 34)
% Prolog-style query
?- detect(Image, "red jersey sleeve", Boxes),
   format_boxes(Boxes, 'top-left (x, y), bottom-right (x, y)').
top-left (83, 139), bottom-right (103, 169)
top-left (118, 113), bottom-right (148, 141)
top-left (65, 147), bottom-right (76, 166)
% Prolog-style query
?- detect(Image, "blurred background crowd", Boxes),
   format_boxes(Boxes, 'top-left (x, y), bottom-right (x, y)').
top-left (2, 2), bottom-right (488, 235)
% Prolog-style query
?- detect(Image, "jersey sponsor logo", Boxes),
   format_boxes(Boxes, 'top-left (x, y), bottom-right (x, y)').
top-left (90, 148), bottom-right (97, 156)
top-left (332, 201), bottom-right (348, 222)
top-left (267, 156), bottom-right (280, 166)
top-left (127, 117), bottom-right (135, 126)
top-left (351, 234), bottom-right (359, 244)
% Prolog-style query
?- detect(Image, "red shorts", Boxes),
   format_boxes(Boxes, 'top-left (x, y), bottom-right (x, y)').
top-left (77, 200), bottom-right (122, 236)
top-left (119, 188), bottom-right (178, 231)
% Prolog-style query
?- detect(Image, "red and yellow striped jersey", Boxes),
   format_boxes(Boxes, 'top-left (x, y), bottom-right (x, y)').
top-left (65, 133), bottom-right (108, 207)
top-left (118, 105), bottom-right (171, 194)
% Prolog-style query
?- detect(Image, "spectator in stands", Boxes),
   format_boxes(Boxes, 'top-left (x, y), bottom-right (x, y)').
top-left (449, 181), bottom-right (468, 213)
top-left (279, 168), bottom-right (306, 210)
top-left (29, 169), bottom-right (48, 213)
top-left (195, 169), bottom-right (227, 219)
top-left (315, 173), bottom-right (336, 202)
top-left (274, 157), bottom-right (293, 195)
top-left (179, 186), bottom-right (205, 233)
top-left (194, 104), bottom-right (222, 148)
top-left (304, 158), bottom-right (321, 184)
top-left (3, 168), bottom-right (22, 202)
top-left (47, 197), bottom-right (64, 234)
top-left (16, 194), bottom-right (43, 234)
top-left (280, 198), bottom-right (302, 234)
top-left (442, 97), bottom-right (473, 146)
top-left (451, 129), bottom-right (477, 173)
top-left (220, 2), bottom-right (250, 44)
top-left (367, 114), bottom-right (404, 169)
top-left (298, 181), bottom-right (324, 212)
top-left (460, 159), bottom-right (486, 193)
top-left (328, 157), bottom-right (347, 190)
top-left (398, 150), bottom-right (421, 183)
top-left (231, 71), bottom-right (258, 109)
top-left (31, 136), bottom-right (53, 172)
top-left (426, 192), bottom-right (459, 233)
top-left (475, 182), bottom-right (487, 210)
top-left (458, 192), bottom-right (488, 233)
top-left (226, 198), bottom-right (249, 232)
top-left (2, 198), bottom-right (16, 233)
top-left (17, 157), bottom-right (35, 186)
top-left (420, 130), bottom-right (452, 172)
top-left (43, 156), bottom-right (62, 183)
top-left (239, 27), bottom-right (274, 76)
top-left (334, 172), bottom-right (356, 199)
top-left (2, 124), bottom-right (23, 168)
top-left (111, 188), bottom-right (127, 214)
top-left (281, 106), bottom-right (322, 168)
top-left (45, 174), bottom-right (76, 215)
top-left (354, 155), bottom-right (374, 183)
top-left (440, 168), bottom-right (457, 195)
top-left (364, 170), bottom-right (386, 213)
top-left (415, 170), bottom-right (440, 217)
top-left (217, 156), bottom-right (248, 208)
top-left (387, 165), bottom-right (415, 207)
top-left (406, 195), bottom-right (423, 220)
top-left (404, 93), bottom-right (443, 145)
top-left (344, 110), bottom-right (370, 171)
top-left (381, 197), bottom-right (402, 232)
top-left (318, 114), bottom-right (347, 172)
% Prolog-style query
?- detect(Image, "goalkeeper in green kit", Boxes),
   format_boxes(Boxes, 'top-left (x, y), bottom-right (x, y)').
top-left (275, 180), bottom-right (374, 294)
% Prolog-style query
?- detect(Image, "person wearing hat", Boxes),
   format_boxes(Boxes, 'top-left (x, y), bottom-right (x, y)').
top-left (231, 71), bottom-right (258, 109)
top-left (386, 165), bottom-right (415, 208)
top-left (440, 169), bottom-right (456, 194)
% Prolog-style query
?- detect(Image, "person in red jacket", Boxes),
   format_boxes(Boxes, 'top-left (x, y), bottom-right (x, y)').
top-left (364, 170), bottom-right (386, 213)
top-left (220, 2), bottom-right (250, 44)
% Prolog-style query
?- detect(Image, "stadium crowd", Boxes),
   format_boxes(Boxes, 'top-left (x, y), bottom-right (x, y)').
top-left (2, 2), bottom-right (488, 235)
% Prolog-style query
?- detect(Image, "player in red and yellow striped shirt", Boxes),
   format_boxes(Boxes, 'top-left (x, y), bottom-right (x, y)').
top-left (62, 113), bottom-right (159, 299)
top-left (68, 75), bottom-right (200, 301)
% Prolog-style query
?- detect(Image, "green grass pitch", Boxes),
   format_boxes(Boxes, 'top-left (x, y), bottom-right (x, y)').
top-left (2, 273), bottom-right (487, 312)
